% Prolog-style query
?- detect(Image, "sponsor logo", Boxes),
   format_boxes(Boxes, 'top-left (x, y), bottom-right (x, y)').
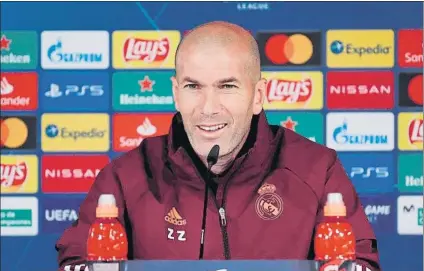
top-left (1, 155), bottom-right (38, 194)
top-left (112, 113), bottom-right (173, 152)
top-left (398, 153), bottom-right (423, 193)
top-left (398, 29), bottom-right (423, 68)
top-left (265, 112), bottom-right (323, 144)
top-left (1, 197), bottom-right (38, 236)
top-left (41, 113), bottom-right (110, 152)
top-left (339, 153), bottom-right (394, 194)
top-left (398, 73), bottom-right (423, 107)
top-left (398, 112), bottom-right (423, 151)
top-left (112, 72), bottom-right (175, 111)
top-left (0, 116), bottom-right (37, 150)
top-left (360, 196), bottom-right (395, 233)
top-left (397, 195), bottom-right (423, 235)
top-left (40, 72), bottom-right (109, 111)
top-left (112, 31), bottom-right (180, 69)
top-left (0, 72), bottom-right (38, 111)
top-left (256, 31), bottom-right (321, 66)
top-left (41, 31), bottom-right (109, 69)
top-left (42, 155), bottom-right (109, 193)
top-left (326, 112), bottom-right (394, 151)
top-left (165, 207), bottom-right (187, 226)
top-left (327, 30), bottom-right (394, 68)
top-left (42, 197), bottom-right (84, 233)
top-left (255, 183), bottom-right (283, 220)
top-left (326, 71), bottom-right (394, 109)
top-left (261, 71), bottom-right (323, 110)
top-left (0, 31), bottom-right (37, 70)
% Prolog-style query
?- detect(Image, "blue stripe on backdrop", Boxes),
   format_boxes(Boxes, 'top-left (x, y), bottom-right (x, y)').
top-left (1, 2), bottom-right (423, 271)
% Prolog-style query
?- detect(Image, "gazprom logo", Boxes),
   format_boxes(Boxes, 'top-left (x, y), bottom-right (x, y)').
top-left (330, 40), bottom-right (391, 57)
top-left (332, 121), bottom-right (388, 145)
top-left (47, 39), bottom-right (103, 63)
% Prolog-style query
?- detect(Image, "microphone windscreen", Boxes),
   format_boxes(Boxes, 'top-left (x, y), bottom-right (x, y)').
top-left (207, 144), bottom-right (220, 166)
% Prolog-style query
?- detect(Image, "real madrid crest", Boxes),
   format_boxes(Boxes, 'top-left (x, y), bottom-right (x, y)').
top-left (255, 183), bottom-right (283, 220)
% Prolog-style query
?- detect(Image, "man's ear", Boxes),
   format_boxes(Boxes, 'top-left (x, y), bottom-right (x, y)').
top-left (252, 78), bottom-right (266, 115)
top-left (171, 76), bottom-right (180, 112)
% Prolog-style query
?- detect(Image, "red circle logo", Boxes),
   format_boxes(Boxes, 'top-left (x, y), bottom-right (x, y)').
top-left (264, 34), bottom-right (313, 65)
top-left (408, 74), bottom-right (423, 105)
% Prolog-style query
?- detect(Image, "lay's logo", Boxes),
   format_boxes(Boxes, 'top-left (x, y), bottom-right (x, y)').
top-left (398, 112), bottom-right (423, 150)
top-left (408, 119), bottom-right (423, 146)
top-left (1, 155), bottom-right (38, 194)
top-left (261, 71), bottom-right (323, 110)
top-left (123, 37), bottom-right (169, 63)
top-left (112, 31), bottom-right (180, 69)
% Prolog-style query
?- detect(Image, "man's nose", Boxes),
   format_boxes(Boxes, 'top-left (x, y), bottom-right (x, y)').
top-left (200, 89), bottom-right (221, 116)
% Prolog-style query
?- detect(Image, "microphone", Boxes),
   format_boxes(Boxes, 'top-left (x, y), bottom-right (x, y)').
top-left (199, 144), bottom-right (220, 260)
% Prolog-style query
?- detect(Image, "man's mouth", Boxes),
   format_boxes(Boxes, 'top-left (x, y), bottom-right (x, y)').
top-left (197, 123), bottom-right (228, 132)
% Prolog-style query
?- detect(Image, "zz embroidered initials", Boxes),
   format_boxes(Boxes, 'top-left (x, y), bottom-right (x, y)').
top-left (167, 228), bottom-right (186, 241)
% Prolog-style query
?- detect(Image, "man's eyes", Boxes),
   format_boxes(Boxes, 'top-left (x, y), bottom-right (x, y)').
top-left (182, 84), bottom-right (238, 90)
top-left (183, 83), bottom-right (199, 89)
top-left (221, 84), bottom-right (237, 89)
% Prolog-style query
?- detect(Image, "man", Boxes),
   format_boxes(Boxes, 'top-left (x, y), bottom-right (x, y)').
top-left (56, 21), bottom-right (381, 271)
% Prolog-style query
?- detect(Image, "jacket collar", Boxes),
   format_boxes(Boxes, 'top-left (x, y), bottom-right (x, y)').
top-left (166, 110), bottom-right (284, 189)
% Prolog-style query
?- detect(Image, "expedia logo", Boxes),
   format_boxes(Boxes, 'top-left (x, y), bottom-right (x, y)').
top-left (330, 41), bottom-right (391, 57)
top-left (326, 30), bottom-right (394, 68)
top-left (45, 124), bottom-right (106, 141)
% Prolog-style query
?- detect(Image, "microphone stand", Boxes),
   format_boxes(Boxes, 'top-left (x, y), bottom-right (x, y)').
top-left (198, 145), bottom-right (220, 260)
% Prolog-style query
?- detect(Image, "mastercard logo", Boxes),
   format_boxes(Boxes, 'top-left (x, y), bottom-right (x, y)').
top-left (257, 32), bottom-right (321, 66)
top-left (408, 74), bottom-right (423, 105)
top-left (0, 116), bottom-right (36, 150)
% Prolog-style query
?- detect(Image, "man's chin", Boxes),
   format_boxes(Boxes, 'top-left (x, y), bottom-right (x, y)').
top-left (192, 141), bottom-right (225, 158)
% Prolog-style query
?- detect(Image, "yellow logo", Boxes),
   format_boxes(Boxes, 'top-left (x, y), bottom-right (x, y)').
top-left (261, 71), bottom-right (323, 110)
top-left (1, 155), bottom-right (38, 194)
top-left (41, 113), bottom-right (110, 152)
top-left (112, 31), bottom-right (181, 69)
top-left (398, 112), bottom-right (423, 151)
top-left (165, 207), bottom-right (186, 226)
top-left (326, 30), bottom-right (394, 68)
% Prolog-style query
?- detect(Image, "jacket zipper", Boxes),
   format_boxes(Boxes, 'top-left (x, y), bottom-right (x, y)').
top-left (214, 182), bottom-right (231, 260)
top-left (188, 161), bottom-right (232, 260)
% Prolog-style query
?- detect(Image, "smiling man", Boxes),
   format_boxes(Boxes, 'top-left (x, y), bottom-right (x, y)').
top-left (171, 21), bottom-right (265, 174)
top-left (56, 21), bottom-right (381, 271)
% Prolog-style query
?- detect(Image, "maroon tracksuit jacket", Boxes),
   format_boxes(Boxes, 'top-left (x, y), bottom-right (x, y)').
top-left (56, 111), bottom-right (381, 271)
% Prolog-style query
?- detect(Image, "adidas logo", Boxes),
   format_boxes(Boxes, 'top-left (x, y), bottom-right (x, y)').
top-left (165, 207), bottom-right (187, 226)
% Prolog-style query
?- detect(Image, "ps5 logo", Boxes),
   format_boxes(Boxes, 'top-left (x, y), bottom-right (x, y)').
top-left (350, 167), bottom-right (389, 178)
top-left (45, 83), bottom-right (104, 98)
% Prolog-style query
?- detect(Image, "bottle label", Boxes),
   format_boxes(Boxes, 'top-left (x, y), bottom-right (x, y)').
top-left (90, 262), bottom-right (120, 271)
top-left (318, 260), bottom-right (356, 271)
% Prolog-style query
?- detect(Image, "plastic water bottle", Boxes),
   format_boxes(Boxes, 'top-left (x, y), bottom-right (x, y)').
top-left (86, 194), bottom-right (128, 262)
top-left (314, 193), bottom-right (356, 271)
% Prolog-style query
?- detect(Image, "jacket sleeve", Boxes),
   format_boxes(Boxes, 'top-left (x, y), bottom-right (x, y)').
top-left (316, 150), bottom-right (382, 271)
top-left (55, 163), bottom-right (127, 271)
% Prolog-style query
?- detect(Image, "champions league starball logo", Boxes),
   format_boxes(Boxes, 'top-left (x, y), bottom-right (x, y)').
top-left (255, 183), bottom-right (283, 220)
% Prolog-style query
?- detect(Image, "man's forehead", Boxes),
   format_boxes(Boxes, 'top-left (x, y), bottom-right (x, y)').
top-left (174, 22), bottom-right (261, 83)
top-left (176, 45), bottom-right (251, 80)
top-left (180, 76), bottom-right (242, 85)
top-left (176, 57), bottom-right (247, 84)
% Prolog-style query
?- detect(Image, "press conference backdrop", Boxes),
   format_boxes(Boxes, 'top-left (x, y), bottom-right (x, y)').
top-left (0, 1), bottom-right (423, 271)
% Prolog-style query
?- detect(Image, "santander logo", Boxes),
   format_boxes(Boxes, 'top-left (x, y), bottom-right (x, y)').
top-left (136, 117), bottom-right (157, 137)
top-left (266, 78), bottom-right (312, 103)
top-left (123, 37), bottom-right (170, 63)
top-left (1, 162), bottom-right (27, 188)
top-left (409, 119), bottom-right (423, 145)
